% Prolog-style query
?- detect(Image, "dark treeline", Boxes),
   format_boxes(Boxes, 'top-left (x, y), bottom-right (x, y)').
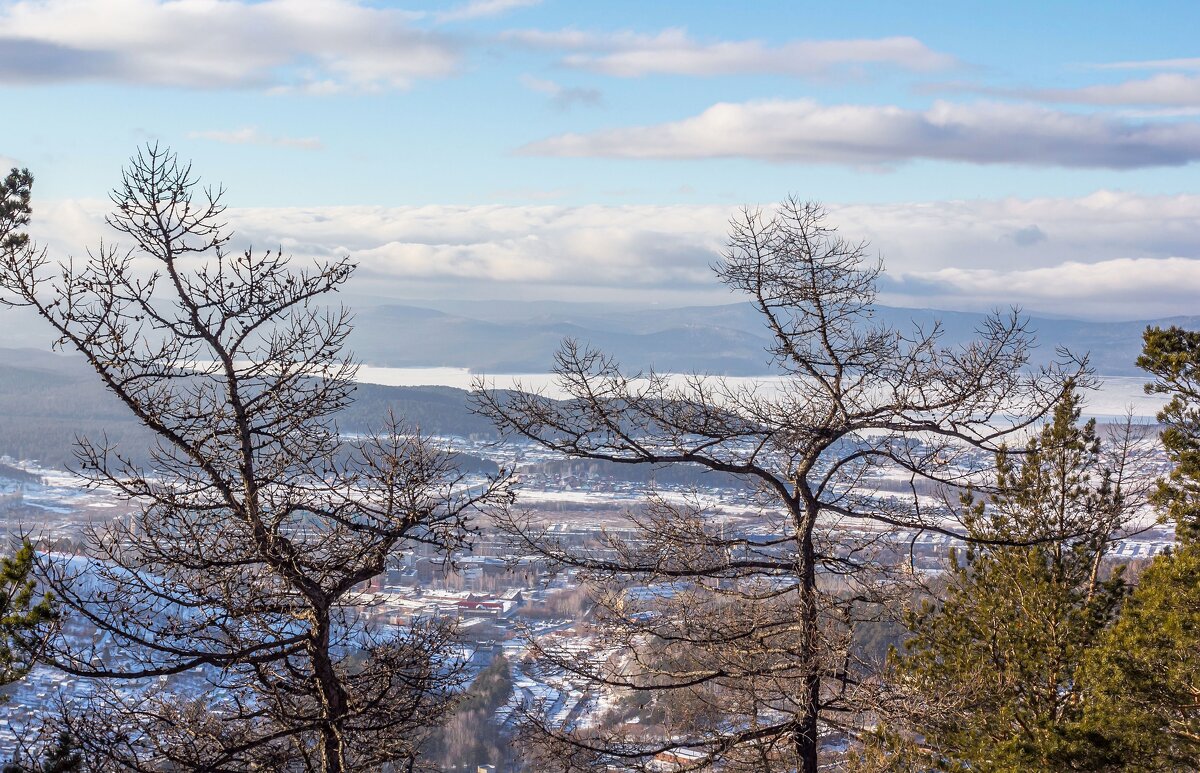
top-left (522, 457), bottom-right (748, 489)
top-left (523, 456), bottom-right (953, 496)
top-left (0, 357), bottom-right (500, 469)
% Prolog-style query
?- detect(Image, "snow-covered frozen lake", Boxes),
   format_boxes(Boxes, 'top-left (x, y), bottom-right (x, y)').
top-left (354, 367), bottom-right (1167, 422)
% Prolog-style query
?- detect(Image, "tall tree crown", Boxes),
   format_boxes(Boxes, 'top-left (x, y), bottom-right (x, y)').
top-left (1138, 325), bottom-right (1200, 543)
top-left (475, 199), bottom-right (1083, 773)
top-left (0, 146), bottom-right (510, 772)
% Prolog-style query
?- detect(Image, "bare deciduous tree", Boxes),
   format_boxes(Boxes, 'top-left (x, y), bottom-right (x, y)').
top-left (0, 146), bottom-right (511, 772)
top-left (474, 200), bottom-right (1082, 773)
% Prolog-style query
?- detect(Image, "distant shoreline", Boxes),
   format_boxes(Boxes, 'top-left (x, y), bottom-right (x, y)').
top-left (353, 366), bottom-right (1167, 422)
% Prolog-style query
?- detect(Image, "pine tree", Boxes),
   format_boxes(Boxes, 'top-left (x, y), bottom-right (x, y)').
top-left (36, 733), bottom-right (82, 773)
top-left (0, 172), bottom-right (54, 696)
top-left (1079, 326), bottom-right (1200, 770)
top-left (1084, 548), bottom-right (1200, 771)
top-left (887, 385), bottom-right (1133, 771)
top-left (0, 542), bottom-right (72, 773)
top-left (1137, 326), bottom-right (1200, 543)
top-left (0, 540), bottom-right (56, 693)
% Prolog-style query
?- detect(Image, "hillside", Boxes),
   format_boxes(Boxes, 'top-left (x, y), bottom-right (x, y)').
top-left (0, 350), bottom-right (500, 468)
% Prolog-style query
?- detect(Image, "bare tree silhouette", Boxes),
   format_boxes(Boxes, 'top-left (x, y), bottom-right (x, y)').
top-left (475, 200), bottom-right (1083, 773)
top-left (0, 146), bottom-right (512, 772)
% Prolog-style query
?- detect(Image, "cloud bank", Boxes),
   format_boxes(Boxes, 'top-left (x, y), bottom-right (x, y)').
top-left (21, 191), bottom-right (1200, 319)
top-left (1094, 58), bottom-right (1200, 72)
top-left (503, 28), bottom-right (954, 77)
top-left (0, 0), bottom-right (458, 91)
top-left (522, 99), bottom-right (1200, 169)
top-left (896, 257), bottom-right (1200, 320)
top-left (954, 73), bottom-right (1200, 108)
top-left (1054, 74), bottom-right (1200, 106)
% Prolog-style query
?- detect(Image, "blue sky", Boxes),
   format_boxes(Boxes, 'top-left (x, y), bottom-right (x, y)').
top-left (4, 0), bottom-right (1200, 318)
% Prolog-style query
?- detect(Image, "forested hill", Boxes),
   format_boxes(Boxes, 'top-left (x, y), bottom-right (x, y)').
top-left (0, 349), bottom-right (499, 469)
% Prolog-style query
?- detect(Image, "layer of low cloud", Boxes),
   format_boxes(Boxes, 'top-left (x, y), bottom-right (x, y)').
top-left (0, 0), bottom-right (458, 91)
top-left (954, 73), bottom-right (1200, 107)
top-left (522, 99), bottom-right (1200, 169)
top-left (895, 258), bottom-right (1200, 320)
top-left (186, 127), bottom-right (322, 150)
top-left (22, 191), bottom-right (1200, 319)
top-left (973, 58), bottom-right (1200, 109)
top-left (503, 28), bottom-right (954, 77)
top-left (1046, 74), bottom-right (1200, 106)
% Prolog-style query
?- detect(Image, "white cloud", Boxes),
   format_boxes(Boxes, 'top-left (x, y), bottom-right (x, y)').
top-left (983, 59), bottom-right (1200, 110)
top-left (186, 127), bottom-right (322, 150)
top-left (1117, 107), bottom-right (1200, 118)
top-left (503, 28), bottom-right (954, 77)
top-left (897, 258), bottom-right (1200, 319)
top-left (521, 99), bottom-right (1200, 169)
top-left (831, 189), bottom-right (1200, 270)
top-left (21, 191), bottom-right (1200, 318)
top-left (434, 0), bottom-right (540, 23)
top-left (234, 204), bottom-right (726, 290)
top-left (912, 257), bottom-right (1197, 296)
top-left (1093, 57), bottom-right (1200, 72)
top-left (0, 0), bottom-right (458, 91)
top-left (965, 73), bottom-right (1200, 107)
top-left (518, 74), bottom-right (601, 109)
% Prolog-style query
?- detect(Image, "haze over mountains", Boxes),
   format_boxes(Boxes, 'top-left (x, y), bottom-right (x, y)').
top-left (0, 295), bottom-right (1176, 467)
top-left (348, 299), bottom-right (1194, 378)
top-left (0, 299), bottom-right (1190, 379)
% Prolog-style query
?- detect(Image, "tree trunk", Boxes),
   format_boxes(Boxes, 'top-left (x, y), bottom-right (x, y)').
top-left (310, 607), bottom-right (349, 773)
top-left (795, 501), bottom-right (821, 773)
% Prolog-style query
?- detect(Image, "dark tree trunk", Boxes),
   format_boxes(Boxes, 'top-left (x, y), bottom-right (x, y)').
top-left (311, 609), bottom-right (349, 773)
top-left (796, 498), bottom-right (821, 773)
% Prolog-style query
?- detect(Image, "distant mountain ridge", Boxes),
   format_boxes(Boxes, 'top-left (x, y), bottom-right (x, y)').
top-left (0, 291), bottom-right (1184, 464)
top-left (0, 299), bottom-right (1192, 378)
top-left (349, 300), bottom-right (1200, 377)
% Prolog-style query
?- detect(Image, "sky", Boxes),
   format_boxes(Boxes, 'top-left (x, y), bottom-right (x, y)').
top-left (4, 0), bottom-right (1200, 319)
